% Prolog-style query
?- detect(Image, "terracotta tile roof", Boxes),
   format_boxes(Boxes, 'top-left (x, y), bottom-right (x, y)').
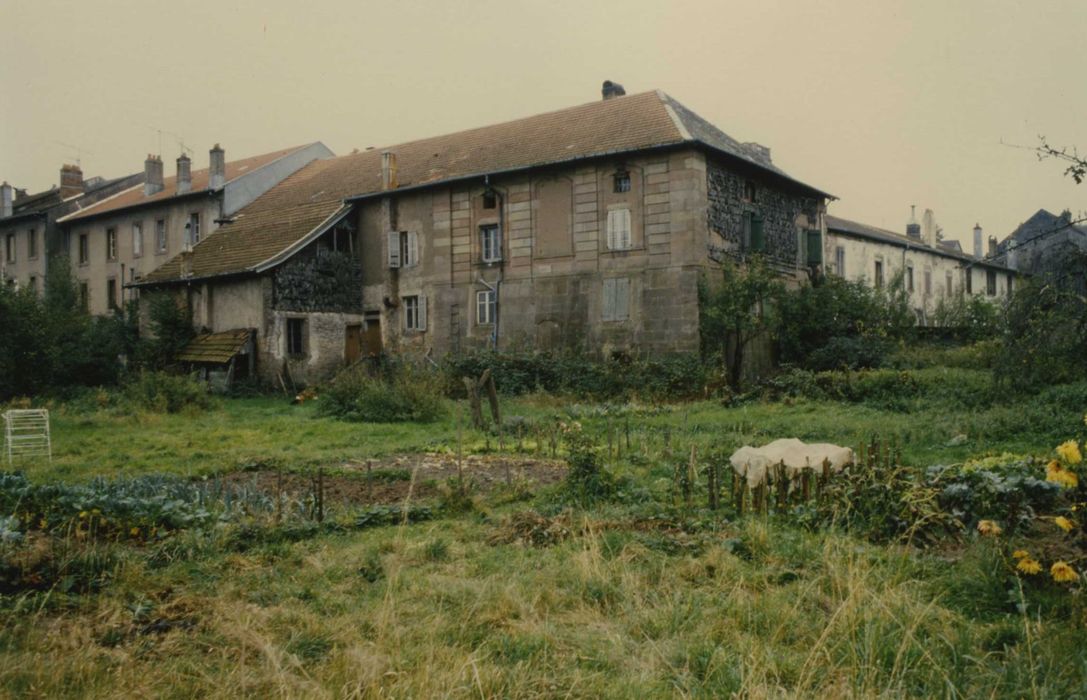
top-left (141, 91), bottom-right (828, 285)
top-left (177, 329), bottom-right (253, 364)
top-left (62, 145), bottom-right (312, 223)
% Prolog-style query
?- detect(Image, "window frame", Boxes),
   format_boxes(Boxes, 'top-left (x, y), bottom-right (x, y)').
top-left (78, 233), bottom-right (89, 265)
top-left (605, 207), bottom-right (632, 251)
top-left (106, 277), bottom-right (118, 311)
top-left (602, 277), bottom-right (631, 322)
top-left (106, 228), bottom-right (117, 261)
top-left (4, 233), bottom-right (14, 263)
top-left (187, 213), bottom-right (201, 247)
top-left (905, 264), bottom-right (914, 293)
top-left (874, 260), bottom-right (884, 289)
top-left (613, 169), bottom-right (631, 193)
top-left (27, 228), bottom-right (37, 260)
top-left (480, 224), bottom-right (502, 263)
top-left (835, 246), bottom-right (846, 276)
top-left (402, 295), bottom-right (427, 331)
top-left (286, 317), bottom-right (306, 356)
top-left (155, 219), bottom-right (168, 254)
top-left (132, 221), bottom-right (143, 258)
top-left (476, 289), bottom-right (496, 325)
top-left (986, 269), bottom-right (997, 296)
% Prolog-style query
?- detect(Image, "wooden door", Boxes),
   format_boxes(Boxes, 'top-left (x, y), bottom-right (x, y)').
top-left (362, 319), bottom-right (382, 357)
top-left (344, 325), bottom-right (363, 364)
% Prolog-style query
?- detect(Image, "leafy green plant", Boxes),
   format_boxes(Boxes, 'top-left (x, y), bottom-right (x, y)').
top-left (123, 371), bottom-right (215, 413)
top-left (318, 361), bottom-right (446, 423)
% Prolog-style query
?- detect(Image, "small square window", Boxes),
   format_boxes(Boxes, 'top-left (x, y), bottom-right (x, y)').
top-left (286, 318), bottom-right (306, 355)
top-left (480, 225), bottom-right (501, 263)
top-left (482, 191), bottom-right (497, 209)
top-left (477, 289), bottom-right (496, 325)
top-left (613, 169), bottom-right (631, 193)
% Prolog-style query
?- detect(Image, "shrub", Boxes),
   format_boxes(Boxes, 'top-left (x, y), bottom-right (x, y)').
top-left (318, 362), bottom-right (445, 423)
top-left (562, 427), bottom-right (616, 505)
top-left (931, 294), bottom-right (1003, 342)
top-left (123, 371), bottom-right (215, 413)
top-left (926, 458), bottom-right (1062, 534)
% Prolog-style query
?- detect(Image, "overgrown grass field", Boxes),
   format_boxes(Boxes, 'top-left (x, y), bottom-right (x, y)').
top-left (2, 368), bottom-right (1086, 698)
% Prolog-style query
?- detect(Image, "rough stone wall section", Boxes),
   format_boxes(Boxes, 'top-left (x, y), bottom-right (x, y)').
top-left (706, 160), bottom-right (821, 267)
top-left (272, 246), bottom-right (363, 313)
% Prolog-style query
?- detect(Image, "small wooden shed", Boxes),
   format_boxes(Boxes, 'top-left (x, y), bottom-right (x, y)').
top-left (178, 329), bottom-right (256, 390)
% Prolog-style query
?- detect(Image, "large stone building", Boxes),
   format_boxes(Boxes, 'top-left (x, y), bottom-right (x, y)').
top-left (1, 166), bottom-right (143, 293)
top-left (56, 142), bottom-right (333, 314)
top-left (825, 210), bottom-right (1016, 324)
top-left (138, 84), bottom-right (831, 384)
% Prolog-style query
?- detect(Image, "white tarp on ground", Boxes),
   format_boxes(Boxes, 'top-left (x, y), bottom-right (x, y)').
top-left (730, 438), bottom-right (854, 488)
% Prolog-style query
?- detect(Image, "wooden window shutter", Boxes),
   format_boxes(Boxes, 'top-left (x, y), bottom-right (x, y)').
top-left (387, 231), bottom-right (401, 268)
top-left (751, 216), bottom-right (765, 252)
top-left (407, 231), bottom-right (419, 266)
top-left (602, 279), bottom-right (615, 320)
top-left (806, 229), bottom-right (822, 264)
top-left (615, 277), bottom-right (630, 320)
top-left (607, 209), bottom-right (632, 250)
top-left (619, 209), bottom-right (631, 249)
top-left (606, 210), bottom-right (618, 250)
top-left (417, 295), bottom-right (427, 331)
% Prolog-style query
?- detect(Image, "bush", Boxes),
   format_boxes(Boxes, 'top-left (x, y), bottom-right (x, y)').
top-left (318, 362), bottom-right (445, 423)
top-left (443, 351), bottom-right (708, 401)
top-left (931, 294), bottom-right (1003, 342)
top-left (123, 371), bottom-right (215, 413)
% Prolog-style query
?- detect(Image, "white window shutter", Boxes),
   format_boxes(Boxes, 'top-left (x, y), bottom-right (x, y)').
top-left (619, 209), bottom-right (631, 249)
top-left (418, 295), bottom-right (427, 331)
top-left (387, 231), bottom-right (401, 268)
top-left (408, 231), bottom-right (418, 266)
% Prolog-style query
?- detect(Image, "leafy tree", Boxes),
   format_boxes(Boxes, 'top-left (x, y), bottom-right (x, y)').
top-left (699, 256), bottom-right (784, 390)
top-left (143, 292), bottom-right (194, 369)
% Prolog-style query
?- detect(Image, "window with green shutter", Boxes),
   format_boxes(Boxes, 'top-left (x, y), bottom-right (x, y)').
top-left (750, 215), bottom-right (765, 252)
top-left (806, 229), bottom-right (822, 265)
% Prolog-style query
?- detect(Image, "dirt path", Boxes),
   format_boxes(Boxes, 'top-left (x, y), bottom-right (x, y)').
top-left (220, 453), bottom-right (567, 506)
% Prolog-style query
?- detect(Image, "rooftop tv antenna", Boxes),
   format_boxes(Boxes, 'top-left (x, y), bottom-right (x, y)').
top-left (53, 140), bottom-right (93, 167)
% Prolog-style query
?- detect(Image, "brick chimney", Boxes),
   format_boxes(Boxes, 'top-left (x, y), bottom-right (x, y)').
top-left (1, 182), bottom-right (12, 218)
top-left (59, 164), bottom-right (84, 198)
top-left (176, 153), bottom-right (192, 194)
top-left (602, 80), bottom-right (626, 100)
top-left (906, 205), bottom-right (921, 239)
top-left (987, 235), bottom-right (997, 258)
top-left (209, 144), bottom-right (226, 189)
top-left (144, 155), bottom-right (164, 196)
top-left (381, 151), bottom-right (398, 190)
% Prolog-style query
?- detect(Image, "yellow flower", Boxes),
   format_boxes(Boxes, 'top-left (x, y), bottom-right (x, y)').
top-left (130, 526), bottom-right (140, 537)
top-left (1054, 516), bottom-right (1076, 533)
top-left (1017, 558), bottom-right (1042, 575)
top-left (1012, 549), bottom-right (1029, 559)
top-left (1057, 440), bottom-right (1083, 465)
top-left (977, 520), bottom-right (1003, 536)
top-left (1051, 561), bottom-right (1078, 583)
top-left (1046, 461), bottom-right (1079, 488)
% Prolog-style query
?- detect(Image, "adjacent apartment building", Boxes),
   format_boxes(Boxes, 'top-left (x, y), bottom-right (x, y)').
top-left (1, 165), bottom-right (143, 293)
top-left (57, 142), bottom-right (333, 314)
top-left (138, 83), bottom-right (831, 384)
top-left (825, 209), bottom-right (1016, 323)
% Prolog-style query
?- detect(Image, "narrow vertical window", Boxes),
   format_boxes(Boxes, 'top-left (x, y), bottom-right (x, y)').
top-left (906, 265), bottom-right (914, 292)
top-left (107, 278), bottom-right (117, 310)
top-left (133, 222), bottom-right (143, 257)
top-left (986, 269), bottom-right (996, 296)
top-left (156, 219), bottom-right (167, 253)
top-left (924, 270), bottom-right (932, 295)
top-left (476, 289), bottom-right (496, 324)
top-left (835, 246), bottom-right (846, 276)
top-left (27, 229), bottom-right (37, 259)
top-left (4, 233), bottom-right (13, 263)
top-left (480, 225), bottom-right (501, 263)
top-left (78, 234), bottom-right (89, 264)
top-left (106, 228), bottom-right (117, 260)
top-left (874, 260), bottom-right (884, 289)
top-left (286, 318), bottom-right (306, 355)
top-left (946, 271), bottom-right (953, 295)
top-left (966, 269), bottom-right (973, 295)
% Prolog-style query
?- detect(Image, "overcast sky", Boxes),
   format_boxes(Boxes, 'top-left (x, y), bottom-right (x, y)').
top-left (2, 0), bottom-right (1084, 245)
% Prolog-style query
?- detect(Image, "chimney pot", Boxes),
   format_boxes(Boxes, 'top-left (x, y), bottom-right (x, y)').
top-left (601, 80), bottom-right (626, 100)
top-left (144, 155), bottom-right (164, 196)
top-left (209, 144), bottom-right (226, 189)
top-left (176, 154), bottom-right (192, 194)
top-left (59, 164), bottom-right (84, 199)
top-left (381, 151), bottom-right (399, 190)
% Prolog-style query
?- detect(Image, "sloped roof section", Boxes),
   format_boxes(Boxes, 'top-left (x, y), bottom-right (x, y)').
top-left (62, 145), bottom-right (315, 223)
top-left (826, 214), bottom-right (1012, 270)
top-left (141, 90), bottom-right (829, 285)
top-left (177, 329), bottom-right (253, 364)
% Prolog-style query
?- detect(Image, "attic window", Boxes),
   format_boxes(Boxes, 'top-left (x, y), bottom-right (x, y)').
top-left (482, 190), bottom-right (497, 209)
top-left (613, 168), bottom-right (631, 193)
